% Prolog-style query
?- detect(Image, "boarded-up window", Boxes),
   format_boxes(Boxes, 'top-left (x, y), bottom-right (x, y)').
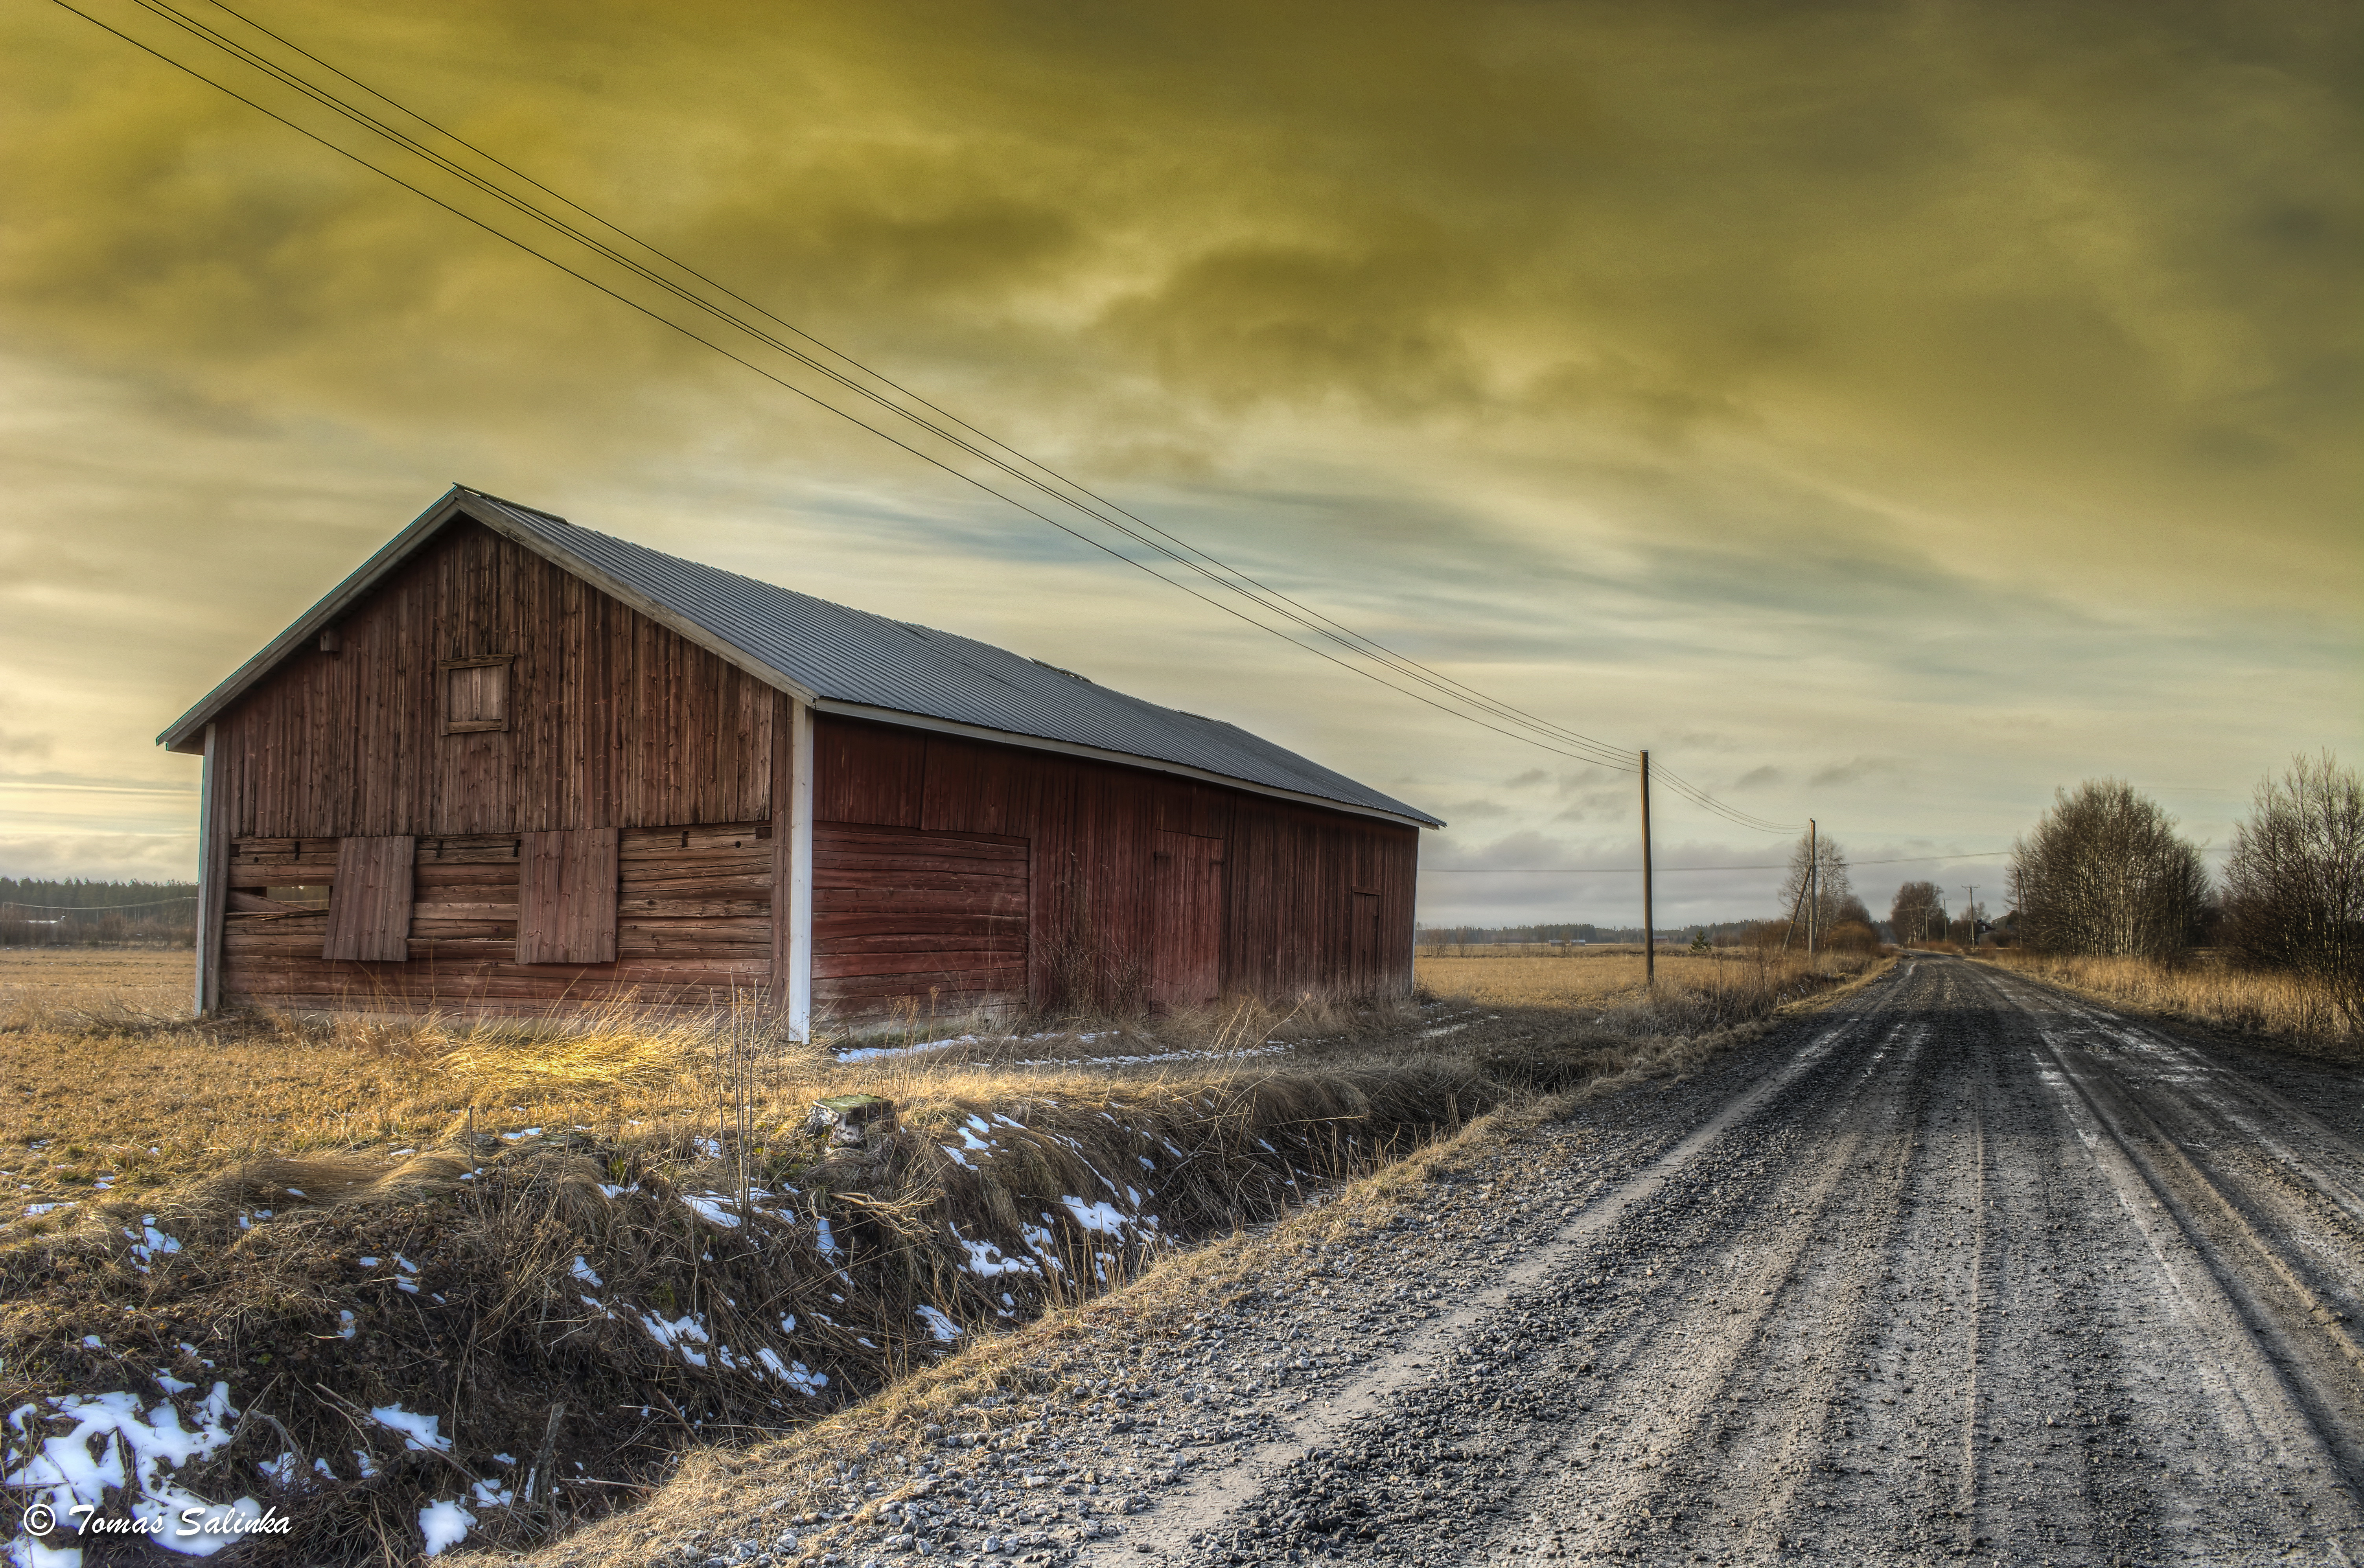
top-left (517, 828), bottom-right (620, 964)
top-left (321, 836), bottom-right (416, 962)
top-left (441, 657), bottom-right (510, 734)
top-left (1150, 830), bottom-right (1224, 1010)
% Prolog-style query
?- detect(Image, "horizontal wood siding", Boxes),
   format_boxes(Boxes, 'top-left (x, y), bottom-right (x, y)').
top-left (816, 716), bottom-right (1418, 1021)
top-left (219, 822), bottom-right (771, 1014)
top-left (212, 520), bottom-right (773, 840)
top-left (810, 824), bottom-right (1027, 1022)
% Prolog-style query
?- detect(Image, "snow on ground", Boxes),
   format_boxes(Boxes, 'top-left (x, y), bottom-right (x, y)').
top-left (4, 1382), bottom-right (259, 1562)
top-left (368, 1405), bottom-right (452, 1454)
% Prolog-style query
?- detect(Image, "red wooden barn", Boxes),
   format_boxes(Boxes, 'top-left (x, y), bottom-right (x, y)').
top-left (158, 487), bottom-right (1442, 1031)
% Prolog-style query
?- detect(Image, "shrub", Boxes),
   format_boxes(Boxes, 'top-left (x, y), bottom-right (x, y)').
top-left (2221, 753), bottom-right (2364, 1028)
top-left (2011, 780), bottom-right (2210, 959)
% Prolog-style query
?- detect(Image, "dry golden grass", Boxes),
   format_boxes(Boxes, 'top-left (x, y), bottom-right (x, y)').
top-left (0, 947), bottom-right (1878, 1222)
top-left (1417, 948), bottom-right (1873, 1025)
top-left (3, 944), bottom-right (1891, 1566)
top-left (1983, 948), bottom-right (2356, 1056)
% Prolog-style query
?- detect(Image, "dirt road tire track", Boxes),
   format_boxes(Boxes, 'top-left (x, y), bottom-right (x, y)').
top-left (1080, 957), bottom-right (2364, 1567)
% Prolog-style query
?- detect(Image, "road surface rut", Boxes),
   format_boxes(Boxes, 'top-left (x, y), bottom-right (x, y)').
top-left (1093, 958), bottom-right (2364, 1566)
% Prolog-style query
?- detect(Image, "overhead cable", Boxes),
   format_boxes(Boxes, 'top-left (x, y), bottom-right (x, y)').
top-left (63, 0), bottom-right (1824, 821)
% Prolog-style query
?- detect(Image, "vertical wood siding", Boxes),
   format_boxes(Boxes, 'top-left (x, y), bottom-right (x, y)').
top-left (816, 718), bottom-right (1418, 1023)
top-left (212, 521), bottom-right (773, 839)
top-left (517, 828), bottom-right (620, 964)
top-left (320, 836), bottom-right (415, 961)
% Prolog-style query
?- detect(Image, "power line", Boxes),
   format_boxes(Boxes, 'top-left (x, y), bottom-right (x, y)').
top-left (60, 0), bottom-right (1810, 823)
top-left (172, 0), bottom-right (1656, 779)
top-left (1, 895), bottom-right (199, 910)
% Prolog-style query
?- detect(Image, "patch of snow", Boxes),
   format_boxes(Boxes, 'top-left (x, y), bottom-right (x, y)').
top-left (815, 1217), bottom-right (841, 1260)
top-left (79, 1335), bottom-right (103, 1350)
top-left (5, 1382), bottom-right (252, 1558)
top-left (337, 1311), bottom-right (356, 1342)
top-left (753, 1348), bottom-right (827, 1396)
top-left (123, 1221), bottom-right (183, 1269)
top-left (1058, 1196), bottom-right (1128, 1235)
top-left (916, 1306), bottom-right (962, 1343)
top-left (954, 1231), bottom-right (1037, 1278)
top-left (155, 1370), bottom-right (195, 1395)
top-left (418, 1499), bottom-right (477, 1556)
top-left (357, 1256), bottom-right (380, 1268)
top-left (637, 1311), bottom-right (713, 1367)
top-left (368, 1405), bottom-right (452, 1454)
top-left (680, 1192), bottom-right (743, 1228)
top-left (498, 1128), bottom-right (543, 1141)
top-left (570, 1256), bottom-right (604, 1287)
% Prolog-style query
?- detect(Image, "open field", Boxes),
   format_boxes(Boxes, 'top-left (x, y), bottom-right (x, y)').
top-left (1414, 948), bottom-right (1854, 1020)
top-left (1981, 947), bottom-right (2356, 1058)
top-left (2, 945), bottom-right (1881, 1565)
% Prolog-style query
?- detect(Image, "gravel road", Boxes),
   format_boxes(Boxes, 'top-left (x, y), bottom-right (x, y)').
top-left (872, 956), bottom-right (2357, 1568)
top-left (670, 958), bottom-right (2361, 1568)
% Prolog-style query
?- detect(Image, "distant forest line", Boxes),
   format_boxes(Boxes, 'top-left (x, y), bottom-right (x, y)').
top-left (0, 878), bottom-right (199, 947)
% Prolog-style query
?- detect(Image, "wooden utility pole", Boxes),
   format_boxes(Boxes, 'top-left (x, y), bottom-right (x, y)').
top-left (1806, 818), bottom-right (1818, 958)
top-left (1965, 885), bottom-right (1976, 948)
top-left (1640, 749), bottom-right (1655, 988)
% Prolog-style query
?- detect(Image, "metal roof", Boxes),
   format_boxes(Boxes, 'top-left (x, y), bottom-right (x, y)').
top-left (159, 487), bottom-right (1443, 829)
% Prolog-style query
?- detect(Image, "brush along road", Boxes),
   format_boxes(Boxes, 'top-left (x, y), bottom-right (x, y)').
top-left (647, 955), bottom-right (2364, 1568)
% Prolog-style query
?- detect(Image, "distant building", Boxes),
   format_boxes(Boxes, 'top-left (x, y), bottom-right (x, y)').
top-left (159, 488), bottom-right (1442, 1030)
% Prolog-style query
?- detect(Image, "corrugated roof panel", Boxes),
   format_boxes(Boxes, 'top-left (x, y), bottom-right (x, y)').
top-left (468, 495), bottom-right (1441, 826)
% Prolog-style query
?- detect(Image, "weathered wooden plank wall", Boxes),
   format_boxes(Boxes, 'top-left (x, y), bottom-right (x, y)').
top-left (219, 823), bottom-right (771, 1012)
top-left (214, 520), bottom-right (773, 839)
top-left (814, 717), bottom-right (1417, 1022)
top-left (809, 824), bottom-right (1027, 1019)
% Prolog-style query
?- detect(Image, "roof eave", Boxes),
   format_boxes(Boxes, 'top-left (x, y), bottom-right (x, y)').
top-left (812, 699), bottom-right (1445, 829)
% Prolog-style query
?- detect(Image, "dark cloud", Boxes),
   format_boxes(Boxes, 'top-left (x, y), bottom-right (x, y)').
top-left (0, 0), bottom-right (2353, 895)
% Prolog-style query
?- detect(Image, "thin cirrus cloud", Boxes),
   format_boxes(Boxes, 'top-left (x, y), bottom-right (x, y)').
top-left (0, 0), bottom-right (2353, 921)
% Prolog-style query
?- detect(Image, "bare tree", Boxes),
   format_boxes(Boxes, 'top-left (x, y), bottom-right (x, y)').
top-left (1778, 832), bottom-right (1853, 943)
top-left (2011, 780), bottom-right (2209, 959)
top-left (1891, 881), bottom-right (1948, 946)
top-left (2222, 753), bottom-right (2364, 1025)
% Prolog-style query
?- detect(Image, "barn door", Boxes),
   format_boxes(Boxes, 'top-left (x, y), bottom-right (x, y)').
top-left (1151, 830), bottom-right (1224, 1011)
top-left (1350, 889), bottom-right (1381, 995)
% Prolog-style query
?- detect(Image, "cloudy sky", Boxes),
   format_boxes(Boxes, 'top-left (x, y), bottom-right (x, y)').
top-left (2, 0), bottom-right (2355, 928)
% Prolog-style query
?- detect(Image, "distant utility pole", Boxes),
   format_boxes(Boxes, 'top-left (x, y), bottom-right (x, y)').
top-left (1640, 749), bottom-right (1655, 989)
top-left (1965, 885), bottom-right (1976, 948)
top-left (1807, 818), bottom-right (1818, 958)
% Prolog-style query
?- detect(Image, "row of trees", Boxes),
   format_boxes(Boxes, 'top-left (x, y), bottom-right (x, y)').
top-left (2008, 755), bottom-right (2361, 1021)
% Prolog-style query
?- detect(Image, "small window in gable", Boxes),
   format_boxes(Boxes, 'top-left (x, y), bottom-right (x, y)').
top-left (440, 656), bottom-right (511, 734)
